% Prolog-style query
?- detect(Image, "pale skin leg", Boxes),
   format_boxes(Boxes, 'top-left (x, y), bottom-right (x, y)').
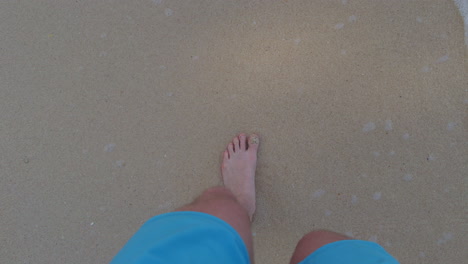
top-left (175, 133), bottom-right (259, 262)
top-left (174, 133), bottom-right (351, 264)
top-left (289, 230), bottom-right (352, 264)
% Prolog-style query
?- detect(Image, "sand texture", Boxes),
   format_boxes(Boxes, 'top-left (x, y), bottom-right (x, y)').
top-left (0, 0), bottom-right (466, 263)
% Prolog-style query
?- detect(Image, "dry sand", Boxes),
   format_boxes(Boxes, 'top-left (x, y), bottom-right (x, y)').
top-left (0, 0), bottom-right (466, 263)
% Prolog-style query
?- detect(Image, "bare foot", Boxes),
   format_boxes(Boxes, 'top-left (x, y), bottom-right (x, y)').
top-left (222, 133), bottom-right (260, 221)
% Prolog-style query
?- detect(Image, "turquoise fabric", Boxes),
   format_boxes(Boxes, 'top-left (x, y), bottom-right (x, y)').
top-left (111, 211), bottom-right (399, 264)
top-left (110, 212), bottom-right (250, 264)
top-left (299, 240), bottom-right (400, 264)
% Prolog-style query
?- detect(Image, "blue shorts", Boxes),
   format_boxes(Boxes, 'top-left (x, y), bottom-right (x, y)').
top-left (111, 212), bottom-right (399, 264)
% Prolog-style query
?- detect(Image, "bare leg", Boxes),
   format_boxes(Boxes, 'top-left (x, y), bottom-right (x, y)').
top-left (290, 230), bottom-right (352, 264)
top-left (176, 133), bottom-right (260, 262)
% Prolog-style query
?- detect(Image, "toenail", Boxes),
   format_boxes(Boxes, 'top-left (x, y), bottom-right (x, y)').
top-left (249, 136), bottom-right (259, 145)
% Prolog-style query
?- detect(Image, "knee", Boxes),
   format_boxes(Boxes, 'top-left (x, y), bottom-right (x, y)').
top-left (202, 186), bottom-right (233, 196)
top-left (199, 186), bottom-right (237, 202)
top-left (290, 230), bottom-right (351, 264)
top-left (193, 187), bottom-right (244, 212)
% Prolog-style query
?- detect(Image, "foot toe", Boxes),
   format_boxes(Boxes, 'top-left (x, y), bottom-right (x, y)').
top-left (248, 134), bottom-right (260, 151)
top-left (239, 133), bottom-right (247, 151)
top-left (233, 136), bottom-right (240, 152)
top-left (228, 143), bottom-right (235, 155)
